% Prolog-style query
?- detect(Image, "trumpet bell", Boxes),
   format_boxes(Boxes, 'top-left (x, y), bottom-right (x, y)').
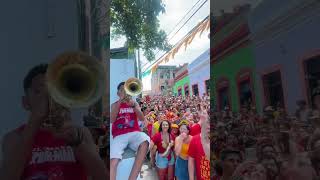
top-left (124, 77), bottom-right (143, 97)
top-left (46, 51), bottom-right (106, 108)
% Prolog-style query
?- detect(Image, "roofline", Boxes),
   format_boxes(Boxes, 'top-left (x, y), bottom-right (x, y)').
top-left (111, 47), bottom-right (128, 53)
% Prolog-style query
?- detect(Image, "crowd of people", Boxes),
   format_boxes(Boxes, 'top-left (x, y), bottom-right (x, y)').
top-left (87, 78), bottom-right (320, 180)
top-left (134, 90), bottom-right (320, 180)
top-left (138, 93), bottom-right (211, 180)
top-left (210, 94), bottom-right (320, 180)
top-left (87, 86), bottom-right (320, 180)
top-left (10, 63), bottom-right (320, 180)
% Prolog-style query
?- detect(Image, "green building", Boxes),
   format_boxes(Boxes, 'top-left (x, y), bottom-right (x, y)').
top-left (211, 5), bottom-right (260, 112)
top-left (173, 64), bottom-right (191, 97)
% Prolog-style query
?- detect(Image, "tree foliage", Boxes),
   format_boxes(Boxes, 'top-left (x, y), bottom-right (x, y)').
top-left (111, 0), bottom-right (172, 61)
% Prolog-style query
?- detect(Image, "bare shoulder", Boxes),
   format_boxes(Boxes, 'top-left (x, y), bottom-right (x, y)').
top-left (111, 102), bottom-right (116, 107)
top-left (111, 101), bottom-right (120, 109)
top-left (111, 100), bottom-right (120, 106)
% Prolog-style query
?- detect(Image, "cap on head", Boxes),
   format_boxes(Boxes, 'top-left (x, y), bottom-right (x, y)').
top-left (23, 64), bottom-right (48, 93)
top-left (117, 82), bottom-right (125, 91)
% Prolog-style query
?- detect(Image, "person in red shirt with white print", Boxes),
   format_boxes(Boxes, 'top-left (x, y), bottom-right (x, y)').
top-left (0, 63), bottom-right (107, 180)
top-left (188, 110), bottom-right (210, 180)
top-left (110, 82), bottom-right (150, 180)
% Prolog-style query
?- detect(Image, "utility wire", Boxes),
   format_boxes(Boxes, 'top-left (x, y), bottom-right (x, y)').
top-left (151, 0), bottom-right (205, 61)
top-left (166, 0), bottom-right (203, 40)
top-left (142, 15), bottom-right (209, 72)
top-left (167, 0), bottom-right (208, 43)
top-left (142, 0), bottom-right (209, 72)
top-left (142, 0), bottom-right (209, 71)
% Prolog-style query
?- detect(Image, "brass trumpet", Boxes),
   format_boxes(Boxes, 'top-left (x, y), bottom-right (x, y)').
top-left (46, 51), bottom-right (106, 108)
top-left (124, 77), bottom-right (143, 97)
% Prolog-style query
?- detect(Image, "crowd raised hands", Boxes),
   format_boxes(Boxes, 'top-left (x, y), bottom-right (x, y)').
top-left (139, 94), bottom-right (210, 180)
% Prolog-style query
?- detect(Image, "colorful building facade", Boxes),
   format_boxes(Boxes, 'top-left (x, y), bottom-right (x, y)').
top-left (249, 0), bottom-right (320, 113)
top-left (151, 65), bottom-right (177, 95)
top-left (211, 5), bottom-right (261, 112)
top-left (173, 64), bottom-right (190, 97)
top-left (188, 49), bottom-right (210, 97)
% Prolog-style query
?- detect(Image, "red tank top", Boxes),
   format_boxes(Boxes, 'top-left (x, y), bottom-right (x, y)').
top-left (17, 125), bottom-right (87, 180)
top-left (112, 102), bottom-right (140, 138)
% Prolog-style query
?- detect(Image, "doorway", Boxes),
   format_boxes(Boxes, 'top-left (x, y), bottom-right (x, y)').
top-left (262, 70), bottom-right (285, 108)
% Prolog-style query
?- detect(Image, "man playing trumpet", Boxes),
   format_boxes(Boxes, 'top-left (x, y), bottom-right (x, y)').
top-left (0, 63), bottom-right (108, 180)
top-left (110, 81), bottom-right (150, 180)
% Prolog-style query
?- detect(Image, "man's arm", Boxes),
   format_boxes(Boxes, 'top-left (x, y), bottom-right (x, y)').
top-left (151, 124), bottom-right (156, 137)
top-left (110, 102), bottom-right (120, 123)
top-left (74, 127), bottom-right (108, 180)
top-left (0, 122), bottom-right (40, 180)
top-left (133, 102), bottom-right (145, 121)
top-left (188, 157), bottom-right (195, 180)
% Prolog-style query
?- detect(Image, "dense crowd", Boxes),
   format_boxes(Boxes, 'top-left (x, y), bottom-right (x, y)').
top-left (91, 91), bottom-right (320, 180)
top-left (137, 91), bottom-right (320, 180)
top-left (138, 93), bottom-right (211, 180)
top-left (210, 93), bottom-right (320, 180)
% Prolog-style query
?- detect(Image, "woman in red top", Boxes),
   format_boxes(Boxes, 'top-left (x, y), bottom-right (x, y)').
top-left (150, 120), bottom-right (175, 180)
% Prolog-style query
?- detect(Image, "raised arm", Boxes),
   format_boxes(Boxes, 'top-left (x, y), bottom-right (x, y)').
top-left (133, 102), bottom-right (145, 122)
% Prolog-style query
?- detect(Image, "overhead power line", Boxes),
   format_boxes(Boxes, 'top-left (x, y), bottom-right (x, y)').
top-left (142, 0), bottom-right (209, 72)
top-left (166, 0), bottom-right (203, 40)
top-left (142, 15), bottom-right (209, 73)
top-left (151, 0), bottom-right (205, 61)
top-left (166, 0), bottom-right (208, 43)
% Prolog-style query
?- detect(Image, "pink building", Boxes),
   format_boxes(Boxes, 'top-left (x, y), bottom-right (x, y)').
top-left (151, 65), bottom-right (177, 95)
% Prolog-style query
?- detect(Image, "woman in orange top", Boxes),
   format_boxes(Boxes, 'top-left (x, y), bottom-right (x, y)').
top-left (174, 123), bottom-right (192, 180)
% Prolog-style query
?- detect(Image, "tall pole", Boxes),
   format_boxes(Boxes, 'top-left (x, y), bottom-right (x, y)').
top-left (137, 49), bottom-right (142, 98)
top-left (137, 49), bottom-right (142, 80)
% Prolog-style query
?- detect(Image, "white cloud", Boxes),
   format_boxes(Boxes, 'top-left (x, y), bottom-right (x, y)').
top-left (161, 33), bottom-right (210, 66)
top-left (110, 36), bottom-right (126, 49)
top-left (140, 0), bottom-right (210, 70)
top-left (110, 0), bottom-right (211, 90)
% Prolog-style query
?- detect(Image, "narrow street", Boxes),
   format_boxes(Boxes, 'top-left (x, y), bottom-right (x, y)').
top-left (140, 162), bottom-right (158, 180)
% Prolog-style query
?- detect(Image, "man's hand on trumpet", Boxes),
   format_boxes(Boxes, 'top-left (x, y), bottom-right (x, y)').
top-left (120, 94), bottom-right (137, 108)
top-left (127, 99), bottom-right (137, 108)
top-left (44, 97), bottom-right (71, 130)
